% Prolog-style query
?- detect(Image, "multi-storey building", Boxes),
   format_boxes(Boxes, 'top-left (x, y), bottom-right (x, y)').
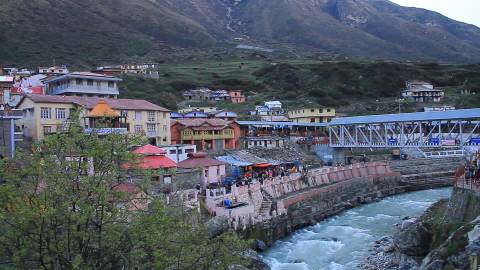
top-left (288, 107), bottom-right (336, 123)
top-left (170, 118), bottom-right (240, 152)
top-left (45, 72), bottom-right (122, 98)
top-left (401, 80), bottom-right (444, 103)
top-left (15, 94), bottom-right (171, 145)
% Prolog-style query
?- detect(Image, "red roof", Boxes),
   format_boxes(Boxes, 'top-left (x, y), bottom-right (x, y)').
top-left (133, 144), bottom-right (166, 155)
top-left (124, 145), bottom-right (176, 169)
top-left (177, 152), bottom-right (226, 168)
top-left (137, 155), bottom-right (177, 169)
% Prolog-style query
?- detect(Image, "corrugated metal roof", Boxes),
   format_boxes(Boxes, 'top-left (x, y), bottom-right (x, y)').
top-left (329, 108), bottom-right (480, 125)
top-left (237, 121), bottom-right (328, 127)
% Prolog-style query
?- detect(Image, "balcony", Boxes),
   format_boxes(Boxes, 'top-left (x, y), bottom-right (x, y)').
top-left (147, 131), bottom-right (157, 138)
top-left (84, 128), bottom-right (128, 135)
top-left (181, 132), bottom-right (234, 140)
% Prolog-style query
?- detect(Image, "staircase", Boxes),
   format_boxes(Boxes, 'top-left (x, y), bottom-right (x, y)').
top-left (259, 188), bottom-right (274, 218)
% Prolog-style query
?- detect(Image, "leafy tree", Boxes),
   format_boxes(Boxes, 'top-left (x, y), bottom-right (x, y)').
top-left (0, 115), bottom-right (248, 269)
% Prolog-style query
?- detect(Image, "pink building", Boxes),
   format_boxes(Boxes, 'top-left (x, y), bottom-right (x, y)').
top-left (177, 152), bottom-right (226, 189)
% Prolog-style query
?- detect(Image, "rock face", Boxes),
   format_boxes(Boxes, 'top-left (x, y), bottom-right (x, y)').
top-left (394, 218), bottom-right (431, 258)
top-left (391, 188), bottom-right (480, 270)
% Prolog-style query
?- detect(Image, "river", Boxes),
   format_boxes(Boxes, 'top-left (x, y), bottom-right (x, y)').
top-left (262, 188), bottom-right (452, 270)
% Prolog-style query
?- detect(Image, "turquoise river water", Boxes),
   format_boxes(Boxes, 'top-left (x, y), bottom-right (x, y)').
top-left (262, 188), bottom-right (452, 270)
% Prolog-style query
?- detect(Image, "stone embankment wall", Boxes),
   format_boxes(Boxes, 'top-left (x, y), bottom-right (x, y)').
top-left (243, 164), bottom-right (403, 245)
top-left (390, 156), bottom-right (465, 190)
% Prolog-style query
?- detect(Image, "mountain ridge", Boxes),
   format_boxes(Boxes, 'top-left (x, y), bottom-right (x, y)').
top-left (1, 0), bottom-right (480, 65)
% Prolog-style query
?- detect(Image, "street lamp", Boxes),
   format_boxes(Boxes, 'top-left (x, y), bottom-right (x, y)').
top-left (396, 98), bottom-right (405, 113)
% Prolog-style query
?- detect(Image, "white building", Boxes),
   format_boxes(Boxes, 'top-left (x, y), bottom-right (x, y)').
top-left (264, 101), bottom-right (282, 109)
top-left (159, 144), bottom-right (197, 163)
top-left (38, 65), bottom-right (69, 75)
top-left (401, 81), bottom-right (444, 103)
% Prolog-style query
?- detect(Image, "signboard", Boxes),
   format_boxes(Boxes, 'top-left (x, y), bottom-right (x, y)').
top-left (428, 138), bottom-right (440, 145)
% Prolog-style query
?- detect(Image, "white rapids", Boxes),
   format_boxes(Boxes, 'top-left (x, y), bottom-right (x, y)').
top-left (262, 188), bottom-right (452, 270)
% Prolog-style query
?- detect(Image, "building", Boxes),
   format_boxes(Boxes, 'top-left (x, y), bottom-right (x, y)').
top-left (178, 106), bottom-right (218, 114)
top-left (424, 106), bottom-right (456, 112)
top-left (38, 65), bottom-right (69, 75)
top-left (126, 144), bottom-right (177, 196)
top-left (45, 72), bottom-right (122, 98)
top-left (94, 66), bottom-right (122, 76)
top-left (211, 90), bottom-right (231, 101)
top-left (159, 144), bottom-right (197, 163)
top-left (16, 94), bottom-right (171, 145)
top-left (401, 81), bottom-right (444, 103)
top-left (121, 63), bottom-right (159, 76)
top-left (0, 76), bottom-right (14, 106)
top-left (183, 111), bottom-right (208, 118)
top-left (0, 110), bottom-right (23, 158)
top-left (229, 90), bottom-right (246, 103)
top-left (177, 152), bottom-right (226, 189)
top-left (182, 88), bottom-right (213, 101)
top-left (170, 118), bottom-right (241, 151)
top-left (242, 136), bottom-right (287, 149)
top-left (264, 101), bottom-right (282, 110)
top-left (288, 107), bottom-right (336, 123)
top-left (9, 74), bottom-right (47, 107)
top-left (214, 111), bottom-right (238, 121)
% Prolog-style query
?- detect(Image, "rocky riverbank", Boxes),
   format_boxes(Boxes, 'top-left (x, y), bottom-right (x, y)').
top-left (361, 187), bottom-right (480, 270)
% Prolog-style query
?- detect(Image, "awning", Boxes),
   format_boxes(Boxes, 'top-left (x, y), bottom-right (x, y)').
top-left (253, 163), bottom-right (272, 168)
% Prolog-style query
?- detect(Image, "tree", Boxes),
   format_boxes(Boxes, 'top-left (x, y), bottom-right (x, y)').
top-left (0, 115), bottom-right (249, 269)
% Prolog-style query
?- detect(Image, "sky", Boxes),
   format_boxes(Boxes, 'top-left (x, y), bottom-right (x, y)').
top-left (390, 0), bottom-right (480, 27)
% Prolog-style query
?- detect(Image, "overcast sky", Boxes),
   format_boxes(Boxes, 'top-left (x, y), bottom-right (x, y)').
top-left (390, 0), bottom-right (480, 27)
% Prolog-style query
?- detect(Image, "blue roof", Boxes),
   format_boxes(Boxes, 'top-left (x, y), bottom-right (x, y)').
top-left (216, 156), bottom-right (253, 167)
top-left (237, 121), bottom-right (328, 127)
top-left (329, 108), bottom-right (480, 125)
top-left (184, 111), bottom-right (208, 118)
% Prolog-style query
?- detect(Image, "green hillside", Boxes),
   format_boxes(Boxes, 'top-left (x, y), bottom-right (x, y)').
top-left (119, 60), bottom-right (480, 113)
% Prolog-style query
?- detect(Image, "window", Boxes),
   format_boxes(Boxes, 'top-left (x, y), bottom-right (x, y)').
top-left (311, 109), bottom-right (315, 113)
top-left (185, 148), bottom-right (194, 154)
top-left (147, 124), bottom-right (156, 132)
top-left (134, 111), bottom-right (142, 120)
top-left (134, 125), bottom-right (143, 134)
top-left (327, 109), bottom-right (331, 112)
top-left (108, 81), bottom-right (115, 88)
top-left (178, 149), bottom-right (183, 154)
top-left (87, 80), bottom-right (94, 86)
top-left (96, 81), bottom-right (101, 88)
top-left (147, 111), bottom-right (156, 122)
top-left (41, 107), bottom-right (51, 119)
top-left (163, 125), bottom-right (167, 132)
top-left (43, 126), bottom-right (52, 135)
top-left (56, 108), bottom-right (66, 119)
top-left (310, 118), bottom-right (316, 123)
top-left (120, 110), bottom-right (128, 117)
top-left (169, 150), bottom-right (176, 154)
top-left (75, 79), bottom-right (83, 85)
top-left (217, 167), bottom-right (220, 176)
top-left (204, 170), bottom-right (208, 178)
top-left (163, 175), bottom-right (172, 184)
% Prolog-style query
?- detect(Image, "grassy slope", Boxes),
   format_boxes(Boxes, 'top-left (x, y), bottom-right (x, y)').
top-left (119, 60), bottom-right (480, 114)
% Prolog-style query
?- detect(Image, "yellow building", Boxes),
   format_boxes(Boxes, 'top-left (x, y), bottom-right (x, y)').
top-left (288, 107), bottom-right (336, 123)
top-left (16, 94), bottom-right (171, 145)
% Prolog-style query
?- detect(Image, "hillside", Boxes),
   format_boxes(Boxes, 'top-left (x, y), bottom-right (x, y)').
top-left (119, 60), bottom-right (480, 114)
top-left (2, 0), bottom-right (480, 65)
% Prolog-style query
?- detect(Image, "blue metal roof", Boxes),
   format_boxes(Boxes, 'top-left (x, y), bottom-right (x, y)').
top-left (329, 108), bottom-right (480, 125)
top-left (237, 121), bottom-right (328, 127)
top-left (216, 156), bottom-right (253, 167)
